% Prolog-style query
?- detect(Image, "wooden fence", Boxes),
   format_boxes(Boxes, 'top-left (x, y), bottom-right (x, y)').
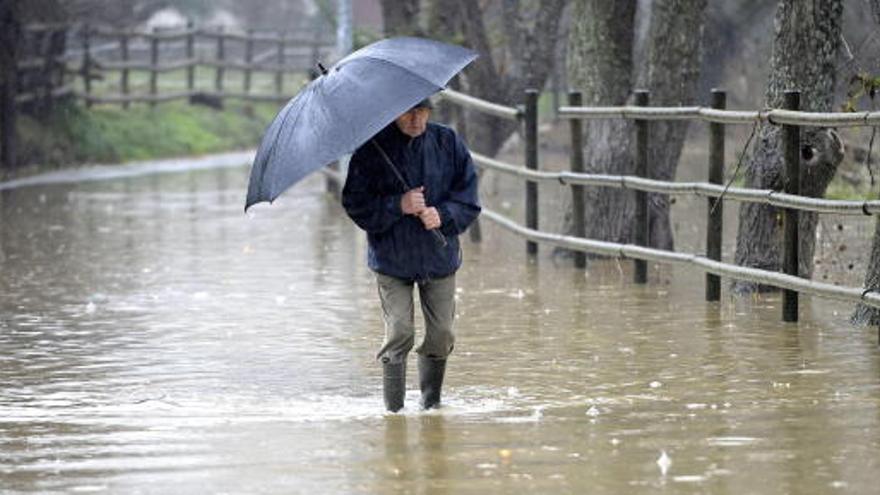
top-left (411, 87), bottom-right (880, 343)
top-left (76, 23), bottom-right (332, 106)
top-left (1, 22), bottom-right (333, 169)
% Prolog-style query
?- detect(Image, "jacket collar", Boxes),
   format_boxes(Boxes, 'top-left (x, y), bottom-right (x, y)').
top-left (379, 121), bottom-right (429, 147)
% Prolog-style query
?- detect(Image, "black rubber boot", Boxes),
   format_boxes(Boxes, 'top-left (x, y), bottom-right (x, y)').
top-left (418, 355), bottom-right (446, 409)
top-left (383, 361), bottom-right (406, 412)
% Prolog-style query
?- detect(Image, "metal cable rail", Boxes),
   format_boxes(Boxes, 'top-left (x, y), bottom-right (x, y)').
top-left (438, 88), bottom-right (521, 121)
top-left (470, 152), bottom-right (880, 216)
top-left (438, 88), bottom-right (880, 128)
top-left (480, 208), bottom-right (880, 310)
top-left (559, 105), bottom-right (880, 128)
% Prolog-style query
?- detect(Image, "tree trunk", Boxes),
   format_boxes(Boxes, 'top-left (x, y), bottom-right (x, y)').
top-left (732, 0), bottom-right (843, 293)
top-left (0, 1), bottom-right (22, 170)
top-left (853, 217), bottom-right (880, 325)
top-left (637, 0), bottom-right (708, 250)
top-left (379, 0), bottom-right (423, 37)
top-left (852, 0), bottom-right (880, 326)
top-left (455, 0), bottom-right (567, 156)
top-left (379, 1), bottom-right (566, 158)
top-left (565, 0), bottom-right (638, 245)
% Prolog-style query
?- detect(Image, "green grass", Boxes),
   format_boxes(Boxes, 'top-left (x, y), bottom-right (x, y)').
top-left (10, 98), bottom-right (279, 177)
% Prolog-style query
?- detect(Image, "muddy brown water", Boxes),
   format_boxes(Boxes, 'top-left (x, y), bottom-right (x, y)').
top-left (1, 156), bottom-right (878, 494)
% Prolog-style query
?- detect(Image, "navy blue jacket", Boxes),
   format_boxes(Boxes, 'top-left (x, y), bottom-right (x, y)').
top-left (342, 122), bottom-right (481, 281)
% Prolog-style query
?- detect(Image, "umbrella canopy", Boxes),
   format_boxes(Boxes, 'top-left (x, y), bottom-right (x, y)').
top-left (244, 37), bottom-right (478, 211)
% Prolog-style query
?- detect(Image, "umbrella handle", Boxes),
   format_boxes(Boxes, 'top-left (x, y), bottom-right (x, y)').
top-left (431, 228), bottom-right (448, 248)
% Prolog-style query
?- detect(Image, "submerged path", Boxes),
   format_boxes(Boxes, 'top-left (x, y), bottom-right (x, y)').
top-left (0, 155), bottom-right (878, 494)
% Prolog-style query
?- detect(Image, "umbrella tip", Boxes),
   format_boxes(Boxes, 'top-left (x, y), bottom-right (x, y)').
top-left (317, 62), bottom-right (328, 76)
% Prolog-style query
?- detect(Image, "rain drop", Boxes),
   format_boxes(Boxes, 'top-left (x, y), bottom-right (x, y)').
top-left (657, 450), bottom-right (672, 475)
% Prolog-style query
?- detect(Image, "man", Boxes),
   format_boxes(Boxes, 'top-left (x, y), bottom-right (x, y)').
top-left (342, 98), bottom-right (480, 412)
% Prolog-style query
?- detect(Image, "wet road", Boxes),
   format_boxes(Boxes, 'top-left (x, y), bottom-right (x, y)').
top-left (1, 158), bottom-right (879, 494)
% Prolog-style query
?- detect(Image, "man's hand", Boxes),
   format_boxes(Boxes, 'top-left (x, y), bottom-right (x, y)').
top-left (418, 207), bottom-right (441, 230)
top-left (400, 186), bottom-right (425, 215)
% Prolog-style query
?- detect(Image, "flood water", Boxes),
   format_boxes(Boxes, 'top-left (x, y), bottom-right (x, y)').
top-left (1, 156), bottom-right (878, 494)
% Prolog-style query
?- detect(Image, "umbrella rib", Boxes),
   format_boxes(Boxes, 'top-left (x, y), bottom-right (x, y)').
top-left (262, 84), bottom-right (318, 200)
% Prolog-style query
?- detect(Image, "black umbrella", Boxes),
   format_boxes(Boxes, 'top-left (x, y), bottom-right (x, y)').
top-left (244, 37), bottom-right (478, 214)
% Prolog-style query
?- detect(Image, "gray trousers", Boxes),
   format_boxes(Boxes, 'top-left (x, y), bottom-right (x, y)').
top-left (375, 272), bottom-right (456, 364)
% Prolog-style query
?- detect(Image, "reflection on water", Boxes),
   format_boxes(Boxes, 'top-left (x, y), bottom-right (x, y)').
top-left (1, 162), bottom-right (879, 494)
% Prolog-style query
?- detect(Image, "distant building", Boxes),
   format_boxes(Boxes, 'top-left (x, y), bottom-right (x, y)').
top-left (354, 0), bottom-right (383, 35)
top-left (142, 7), bottom-right (187, 30)
top-left (206, 9), bottom-right (242, 31)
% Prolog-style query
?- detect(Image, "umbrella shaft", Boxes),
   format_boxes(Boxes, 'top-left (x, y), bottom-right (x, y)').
top-left (370, 140), bottom-right (448, 248)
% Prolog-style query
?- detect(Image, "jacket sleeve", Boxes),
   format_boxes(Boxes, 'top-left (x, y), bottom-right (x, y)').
top-left (436, 133), bottom-right (481, 237)
top-left (342, 147), bottom-right (404, 234)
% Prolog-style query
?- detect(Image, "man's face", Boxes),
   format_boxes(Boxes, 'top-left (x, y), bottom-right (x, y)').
top-left (395, 107), bottom-right (431, 137)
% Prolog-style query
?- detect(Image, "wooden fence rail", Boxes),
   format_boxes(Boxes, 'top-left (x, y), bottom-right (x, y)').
top-left (435, 87), bottom-right (880, 343)
top-left (1, 21), bottom-right (334, 170)
top-left (75, 23), bottom-right (332, 106)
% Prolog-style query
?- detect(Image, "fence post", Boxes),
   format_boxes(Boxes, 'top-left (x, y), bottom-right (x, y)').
top-left (83, 24), bottom-right (92, 108)
top-left (525, 88), bottom-right (539, 257)
top-left (275, 32), bottom-right (285, 97)
top-left (1, 16), bottom-right (19, 170)
top-left (706, 89), bottom-right (726, 301)
top-left (150, 27), bottom-right (159, 108)
top-left (53, 27), bottom-right (66, 101)
top-left (120, 31), bottom-right (129, 109)
top-left (186, 21), bottom-right (195, 94)
top-left (215, 26), bottom-right (225, 94)
top-left (568, 90), bottom-right (586, 269)
top-left (634, 89), bottom-right (649, 284)
top-left (782, 90), bottom-right (801, 322)
top-left (40, 29), bottom-right (53, 118)
top-left (244, 29), bottom-right (253, 94)
top-left (1, 78), bottom-right (15, 170)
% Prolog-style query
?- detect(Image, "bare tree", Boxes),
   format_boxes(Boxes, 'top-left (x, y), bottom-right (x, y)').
top-left (378, 0), bottom-right (568, 157)
top-left (852, 0), bottom-right (880, 325)
top-left (732, 0), bottom-right (844, 293)
top-left (454, 0), bottom-right (568, 156)
top-left (637, 0), bottom-right (708, 250)
top-left (379, 0), bottom-right (422, 37)
top-left (564, 0), bottom-right (706, 250)
top-left (566, 0), bottom-right (638, 246)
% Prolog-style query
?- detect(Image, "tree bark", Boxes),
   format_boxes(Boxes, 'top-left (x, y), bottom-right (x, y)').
top-left (637, 0), bottom-right (708, 250)
top-left (378, 1), bottom-right (566, 157)
top-left (566, 0), bottom-right (638, 245)
top-left (853, 217), bottom-right (880, 325)
top-left (0, 1), bottom-right (23, 170)
top-left (379, 0), bottom-right (423, 37)
top-left (455, 0), bottom-right (567, 156)
top-left (732, 0), bottom-right (843, 293)
top-left (852, 0), bottom-right (880, 325)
